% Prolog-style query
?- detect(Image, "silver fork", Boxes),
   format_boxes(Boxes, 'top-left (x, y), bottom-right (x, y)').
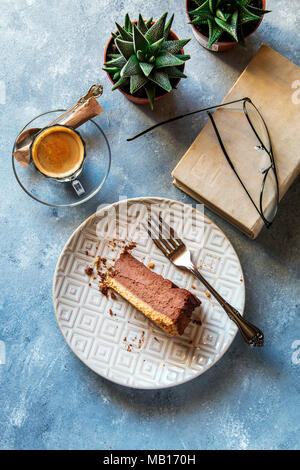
top-left (143, 213), bottom-right (264, 347)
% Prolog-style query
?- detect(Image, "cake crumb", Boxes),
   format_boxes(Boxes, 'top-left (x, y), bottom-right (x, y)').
top-left (85, 266), bottom-right (93, 276)
top-left (191, 284), bottom-right (196, 289)
top-left (205, 291), bottom-right (211, 298)
top-left (148, 262), bottom-right (155, 269)
top-left (99, 283), bottom-right (109, 297)
top-left (123, 242), bottom-right (137, 253)
top-left (138, 331), bottom-right (145, 349)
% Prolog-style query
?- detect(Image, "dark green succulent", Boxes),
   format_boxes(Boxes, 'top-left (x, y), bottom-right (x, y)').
top-left (103, 12), bottom-right (191, 109)
top-left (188, 0), bottom-right (270, 48)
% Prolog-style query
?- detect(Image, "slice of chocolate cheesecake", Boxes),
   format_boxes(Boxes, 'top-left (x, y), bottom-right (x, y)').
top-left (105, 252), bottom-right (201, 336)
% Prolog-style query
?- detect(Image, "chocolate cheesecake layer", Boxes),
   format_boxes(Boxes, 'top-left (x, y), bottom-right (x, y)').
top-left (106, 252), bottom-right (201, 335)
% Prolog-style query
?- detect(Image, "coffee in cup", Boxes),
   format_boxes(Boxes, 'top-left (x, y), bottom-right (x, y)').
top-left (30, 125), bottom-right (86, 181)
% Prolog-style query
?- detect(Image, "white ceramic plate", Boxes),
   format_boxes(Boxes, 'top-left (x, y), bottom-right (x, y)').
top-left (53, 197), bottom-right (245, 389)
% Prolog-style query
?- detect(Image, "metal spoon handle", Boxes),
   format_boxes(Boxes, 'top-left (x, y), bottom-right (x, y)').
top-left (48, 84), bottom-right (104, 126)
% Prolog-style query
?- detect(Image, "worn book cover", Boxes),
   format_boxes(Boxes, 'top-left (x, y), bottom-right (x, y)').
top-left (172, 44), bottom-right (300, 239)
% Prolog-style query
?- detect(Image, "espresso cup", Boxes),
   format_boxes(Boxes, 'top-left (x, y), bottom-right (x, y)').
top-left (30, 125), bottom-right (86, 195)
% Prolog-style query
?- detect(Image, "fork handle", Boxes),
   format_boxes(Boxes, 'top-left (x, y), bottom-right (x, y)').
top-left (189, 266), bottom-right (264, 347)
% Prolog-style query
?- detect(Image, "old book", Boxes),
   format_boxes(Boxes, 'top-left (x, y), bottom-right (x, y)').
top-left (172, 44), bottom-right (300, 239)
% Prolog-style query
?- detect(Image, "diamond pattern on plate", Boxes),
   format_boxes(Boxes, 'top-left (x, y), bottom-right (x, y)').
top-left (70, 332), bottom-right (93, 360)
top-left (138, 357), bottom-right (162, 381)
top-left (85, 288), bottom-right (106, 311)
top-left (75, 309), bottom-right (100, 334)
top-left (90, 339), bottom-right (115, 366)
top-left (68, 255), bottom-right (92, 282)
top-left (160, 364), bottom-right (185, 385)
top-left (97, 318), bottom-right (123, 344)
top-left (56, 302), bottom-right (78, 331)
top-left (145, 334), bottom-right (169, 358)
top-left (60, 278), bottom-right (86, 304)
top-left (53, 198), bottom-right (245, 389)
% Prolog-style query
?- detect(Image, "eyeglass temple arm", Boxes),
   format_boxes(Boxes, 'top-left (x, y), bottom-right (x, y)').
top-left (207, 111), bottom-right (265, 223)
top-left (127, 97), bottom-right (251, 141)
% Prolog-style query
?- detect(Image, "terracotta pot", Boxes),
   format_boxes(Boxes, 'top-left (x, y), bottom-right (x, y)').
top-left (103, 26), bottom-right (185, 106)
top-left (186, 0), bottom-right (266, 52)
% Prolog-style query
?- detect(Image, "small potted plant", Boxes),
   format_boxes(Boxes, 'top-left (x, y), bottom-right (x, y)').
top-left (186, 0), bottom-right (270, 52)
top-left (103, 12), bottom-right (191, 109)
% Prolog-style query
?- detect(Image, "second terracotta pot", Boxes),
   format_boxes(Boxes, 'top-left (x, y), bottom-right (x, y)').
top-left (186, 0), bottom-right (266, 52)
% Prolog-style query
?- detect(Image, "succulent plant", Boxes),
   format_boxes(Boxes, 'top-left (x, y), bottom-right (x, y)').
top-left (188, 0), bottom-right (270, 48)
top-left (103, 12), bottom-right (191, 109)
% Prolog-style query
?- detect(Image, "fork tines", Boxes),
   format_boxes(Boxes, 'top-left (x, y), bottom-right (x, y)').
top-left (143, 212), bottom-right (184, 259)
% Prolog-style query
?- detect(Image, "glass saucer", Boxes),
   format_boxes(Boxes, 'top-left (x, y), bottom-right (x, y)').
top-left (12, 110), bottom-right (111, 207)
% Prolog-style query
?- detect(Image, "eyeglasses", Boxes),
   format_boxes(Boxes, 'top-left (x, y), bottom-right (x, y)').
top-left (128, 97), bottom-right (279, 228)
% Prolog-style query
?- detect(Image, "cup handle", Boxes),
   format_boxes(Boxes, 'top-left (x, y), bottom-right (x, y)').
top-left (71, 179), bottom-right (85, 197)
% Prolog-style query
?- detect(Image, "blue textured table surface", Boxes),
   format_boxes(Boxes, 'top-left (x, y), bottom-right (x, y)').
top-left (1, 0), bottom-right (299, 450)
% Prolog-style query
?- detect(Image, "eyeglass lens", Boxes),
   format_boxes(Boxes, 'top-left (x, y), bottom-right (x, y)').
top-left (243, 100), bottom-right (278, 223)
